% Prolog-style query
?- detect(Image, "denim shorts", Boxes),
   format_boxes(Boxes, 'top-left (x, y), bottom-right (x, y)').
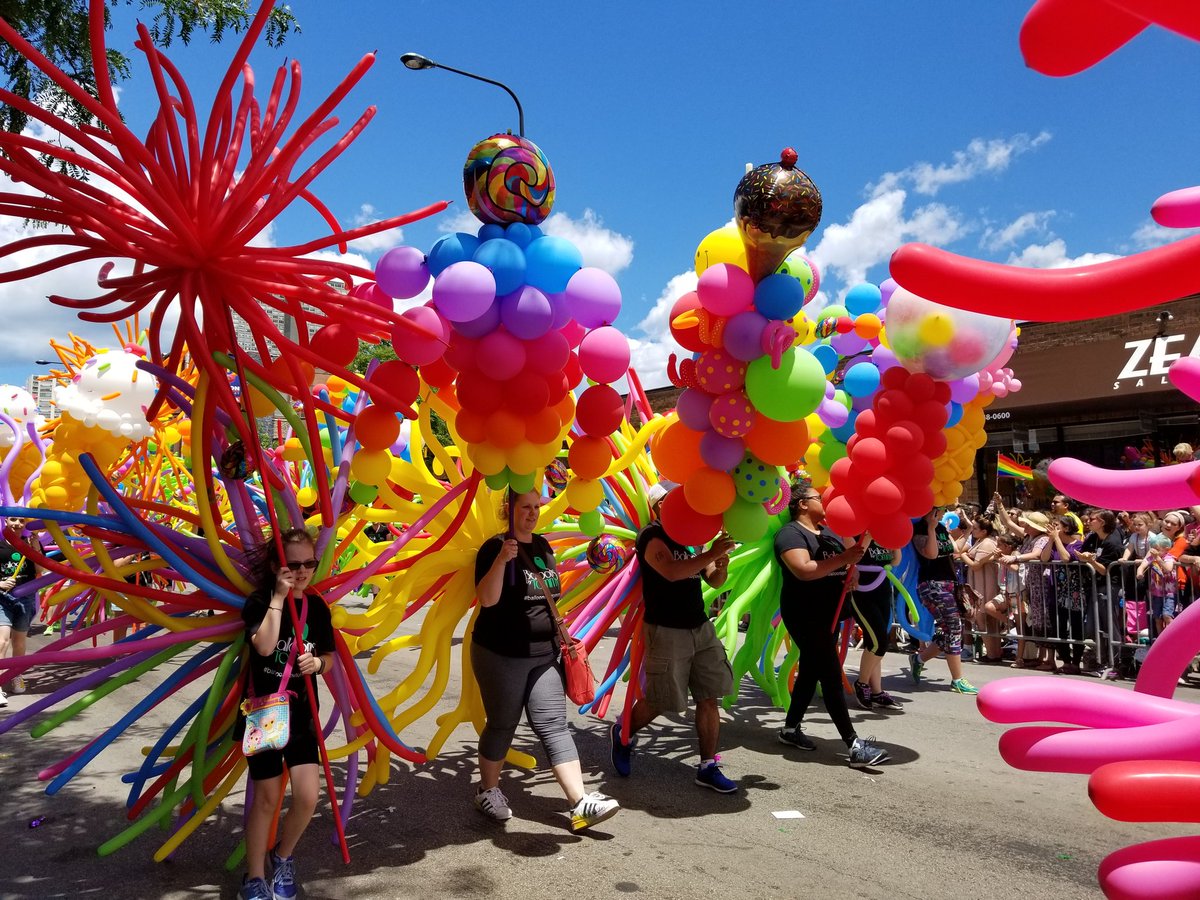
top-left (0, 591), bottom-right (34, 632)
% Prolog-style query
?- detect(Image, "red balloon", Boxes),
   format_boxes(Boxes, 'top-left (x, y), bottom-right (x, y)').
top-left (544, 369), bottom-right (569, 405)
top-left (563, 351), bottom-right (584, 389)
top-left (897, 455), bottom-right (935, 489)
top-left (575, 384), bottom-right (624, 437)
top-left (902, 484), bottom-right (935, 518)
top-left (444, 333), bottom-right (478, 373)
top-left (456, 370), bottom-right (503, 413)
top-left (854, 409), bottom-right (878, 437)
top-left (503, 371), bottom-right (550, 414)
top-left (881, 366), bottom-right (909, 390)
top-left (884, 423), bottom-right (924, 457)
top-left (906, 373), bottom-right (936, 403)
top-left (913, 399), bottom-right (949, 433)
top-left (315, 324), bottom-right (359, 367)
top-left (669, 291), bottom-right (708, 354)
top-left (869, 514), bottom-right (914, 550)
top-left (863, 475), bottom-right (905, 515)
top-left (526, 330), bottom-right (571, 375)
top-left (851, 437), bottom-right (890, 478)
top-left (420, 355), bottom-right (456, 389)
top-left (455, 408), bottom-right (487, 444)
top-left (932, 381), bottom-right (951, 404)
top-left (824, 495), bottom-right (867, 538)
top-left (923, 431), bottom-right (948, 458)
top-left (875, 390), bottom-right (914, 425)
top-left (369, 360), bottom-right (419, 408)
top-left (828, 456), bottom-right (855, 488)
top-left (660, 487), bottom-right (722, 546)
top-left (355, 405), bottom-right (400, 451)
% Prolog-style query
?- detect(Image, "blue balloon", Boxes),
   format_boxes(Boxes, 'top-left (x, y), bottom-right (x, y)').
top-left (505, 222), bottom-right (535, 248)
top-left (830, 411), bottom-right (859, 444)
top-left (753, 274), bottom-right (804, 320)
top-left (472, 238), bottom-right (526, 296)
top-left (478, 223), bottom-right (506, 242)
top-left (946, 401), bottom-right (963, 427)
top-left (842, 362), bottom-right (881, 398)
top-left (941, 511), bottom-right (960, 531)
top-left (845, 283), bottom-right (883, 316)
top-left (525, 236), bottom-right (583, 293)
top-left (427, 232), bottom-right (480, 277)
top-left (812, 343), bottom-right (839, 375)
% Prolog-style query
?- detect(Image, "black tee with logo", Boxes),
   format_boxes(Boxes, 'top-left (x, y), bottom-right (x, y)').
top-left (241, 590), bottom-right (335, 704)
top-left (635, 523), bottom-right (709, 630)
top-left (913, 519), bottom-right (956, 582)
top-left (775, 521), bottom-right (851, 622)
top-left (474, 534), bottom-right (559, 657)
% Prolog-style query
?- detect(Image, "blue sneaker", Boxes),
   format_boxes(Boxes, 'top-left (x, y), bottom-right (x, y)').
top-left (239, 876), bottom-right (272, 900)
top-left (695, 762), bottom-right (737, 793)
top-left (610, 720), bottom-right (633, 777)
top-left (269, 848), bottom-right (297, 900)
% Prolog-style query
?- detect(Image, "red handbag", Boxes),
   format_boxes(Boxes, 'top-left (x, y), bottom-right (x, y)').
top-left (521, 547), bottom-right (596, 705)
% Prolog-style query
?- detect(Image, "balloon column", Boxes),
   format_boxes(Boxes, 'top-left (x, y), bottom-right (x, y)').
top-left (658, 149), bottom-right (827, 546)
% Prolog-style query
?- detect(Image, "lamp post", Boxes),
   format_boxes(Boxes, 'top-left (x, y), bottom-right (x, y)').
top-left (400, 52), bottom-right (525, 137)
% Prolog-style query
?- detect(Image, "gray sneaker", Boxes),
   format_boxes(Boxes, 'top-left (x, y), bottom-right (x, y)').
top-left (474, 786), bottom-right (513, 822)
top-left (848, 736), bottom-right (889, 769)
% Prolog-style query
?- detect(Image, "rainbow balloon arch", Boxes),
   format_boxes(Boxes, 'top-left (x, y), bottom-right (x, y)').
top-left (1, 1), bottom-right (1200, 897)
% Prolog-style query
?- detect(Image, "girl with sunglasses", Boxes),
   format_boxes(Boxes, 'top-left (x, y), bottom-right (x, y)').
top-left (237, 527), bottom-right (335, 900)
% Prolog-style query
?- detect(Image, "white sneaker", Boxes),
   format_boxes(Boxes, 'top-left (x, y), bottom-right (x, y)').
top-left (10, 675), bottom-right (25, 694)
top-left (569, 791), bottom-right (620, 831)
top-left (474, 786), bottom-right (513, 822)
top-left (0, 688), bottom-right (7, 708)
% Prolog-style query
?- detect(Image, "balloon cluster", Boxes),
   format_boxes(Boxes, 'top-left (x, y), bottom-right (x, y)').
top-left (822, 368), bottom-right (950, 548)
top-left (656, 150), bottom-right (827, 546)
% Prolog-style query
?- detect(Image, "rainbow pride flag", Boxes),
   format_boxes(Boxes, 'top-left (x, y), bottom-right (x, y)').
top-left (997, 453), bottom-right (1033, 480)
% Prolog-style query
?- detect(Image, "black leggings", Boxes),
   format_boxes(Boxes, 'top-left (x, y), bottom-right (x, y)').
top-left (850, 588), bottom-right (892, 658)
top-left (1057, 606), bottom-right (1085, 665)
top-left (781, 605), bottom-right (857, 746)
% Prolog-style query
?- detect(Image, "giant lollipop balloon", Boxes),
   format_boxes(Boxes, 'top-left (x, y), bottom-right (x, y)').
top-left (733, 148), bottom-right (823, 281)
top-left (464, 134), bottom-right (556, 225)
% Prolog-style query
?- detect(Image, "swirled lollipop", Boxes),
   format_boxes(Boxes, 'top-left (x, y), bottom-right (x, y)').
top-left (464, 134), bottom-right (556, 225)
top-left (586, 534), bottom-right (628, 574)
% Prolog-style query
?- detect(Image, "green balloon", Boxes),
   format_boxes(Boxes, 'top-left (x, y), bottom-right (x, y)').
top-left (732, 451), bottom-right (781, 503)
top-left (484, 470), bottom-right (510, 491)
top-left (745, 348), bottom-right (825, 422)
top-left (817, 303), bottom-right (848, 322)
top-left (579, 509), bottom-right (603, 537)
top-left (508, 470), bottom-right (536, 494)
top-left (723, 497), bottom-right (769, 543)
top-left (319, 428), bottom-right (332, 448)
top-left (348, 481), bottom-right (379, 504)
top-left (818, 439), bottom-right (847, 471)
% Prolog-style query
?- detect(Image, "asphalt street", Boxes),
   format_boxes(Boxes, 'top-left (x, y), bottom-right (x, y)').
top-left (1, 614), bottom-right (1191, 900)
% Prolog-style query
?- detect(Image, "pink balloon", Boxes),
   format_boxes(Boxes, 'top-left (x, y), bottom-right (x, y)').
top-left (577, 326), bottom-right (631, 384)
top-left (432, 260), bottom-right (496, 322)
top-left (391, 306), bottom-right (448, 367)
top-left (696, 263), bottom-right (755, 317)
top-left (1046, 456), bottom-right (1200, 512)
top-left (560, 319), bottom-right (586, 348)
top-left (707, 390), bottom-right (755, 438)
top-left (477, 329), bottom-right (527, 381)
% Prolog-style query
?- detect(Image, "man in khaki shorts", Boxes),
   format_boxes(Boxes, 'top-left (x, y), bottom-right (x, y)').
top-left (610, 481), bottom-right (737, 792)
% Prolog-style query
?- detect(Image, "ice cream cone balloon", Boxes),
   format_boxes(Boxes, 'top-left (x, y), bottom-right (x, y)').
top-left (733, 148), bottom-right (822, 281)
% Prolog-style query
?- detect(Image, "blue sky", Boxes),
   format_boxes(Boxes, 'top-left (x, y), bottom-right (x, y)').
top-left (2, 2), bottom-right (1199, 388)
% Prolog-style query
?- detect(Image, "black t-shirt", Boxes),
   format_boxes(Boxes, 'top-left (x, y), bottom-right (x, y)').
top-left (242, 590), bottom-right (335, 705)
top-left (1082, 530), bottom-right (1124, 569)
top-left (775, 521), bottom-right (851, 621)
top-left (853, 541), bottom-right (895, 604)
top-left (635, 523), bottom-right (709, 629)
top-left (0, 540), bottom-right (34, 587)
top-left (473, 534), bottom-right (559, 657)
top-left (913, 520), bottom-right (956, 582)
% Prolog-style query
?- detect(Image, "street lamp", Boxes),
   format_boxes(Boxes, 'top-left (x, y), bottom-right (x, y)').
top-left (399, 52), bottom-right (525, 137)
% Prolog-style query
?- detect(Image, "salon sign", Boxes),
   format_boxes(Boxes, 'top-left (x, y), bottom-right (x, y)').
top-left (1114, 333), bottom-right (1200, 391)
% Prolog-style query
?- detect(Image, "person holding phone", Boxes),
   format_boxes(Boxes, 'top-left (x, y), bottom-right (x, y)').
top-left (774, 477), bottom-right (888, 768)
top-left (610, 481), bottom-right (738, 793)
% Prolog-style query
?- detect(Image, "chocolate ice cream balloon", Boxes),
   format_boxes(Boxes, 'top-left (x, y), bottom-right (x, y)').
top-left (733, 148), bottom-right (822, 281)
top-left (464, 133), bottom-right (556, 225)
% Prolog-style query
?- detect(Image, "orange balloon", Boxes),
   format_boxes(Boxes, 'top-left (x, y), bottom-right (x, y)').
top-left (243, 385), bottom-right (274, 419)
top-left (355, 405), bottom-right (400, 451)
top-left (653, 419), bottom-right (705, 485)
top-left (684, 467), bottom-right (735, 515)
top-left (525, 407), bottom-right (562, 444)
top-left (569, 435), bottom-right (612, 480)
top-left (455, 408), bottom-right (488, 444)
top-left (744, 413), bottom-right (809, 466)
top-left (485, 409), bottom-right (525, 449)
top-left (554, 392), bottom-right (576, 426)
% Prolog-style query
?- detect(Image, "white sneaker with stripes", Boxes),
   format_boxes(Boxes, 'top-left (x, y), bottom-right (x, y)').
top-left (474, 786), bottom-right (513, 822)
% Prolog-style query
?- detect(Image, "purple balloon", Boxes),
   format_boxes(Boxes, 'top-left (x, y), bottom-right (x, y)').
top-left (819, 397), bottom-right (850, 428)
top-left (676, 388), bottom-right (714, 431)
top-left (700, 430), bottom-right (745, 471)
top-left (851, 392), bottom-right (874, 411)
top-left (949, 373), bottom-right (980, 403)
top-left (499, 285), bottom-right (554, 340)
top-left (452, 299), bottom-right (501, 338)
top-left (830, 331), bottom-right (868, 355)
top-left (433, 261), bottom-right (497, 322)
top-left (871, 345), bottom-right (899, 371)
top-left (375, 246), bottom-right (430, 300)
top-left (565, 267), bottom-right (622, 328)
top-left (878, 278), bottom-right (898, 307)
top-left (548, 292), bottom-right (573, 330)
top-left (724, 310), bottom-right (769, 361)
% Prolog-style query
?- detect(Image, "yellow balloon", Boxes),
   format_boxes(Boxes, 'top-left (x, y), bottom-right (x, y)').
top-left (918, 313), bottom-right (954, 347)
top-left (282, 437), bottom-right (306, 462)
top-left (878, 325), bottom-right (891, 349)
top-left (506, 441), bottom-right (542, 475)
top-left (162, 426), bottom-right (182, 445)
top-left (803, 442), bottom-right (829, 489)
top-left (565, 477), bottom-right (603, 511)
top-left (351, 449), bottom-right (392, 486)
top-left (694, 224), bottom-right (748, 276)
top-left (468, 441), bottom-right (507, 477)
top-left (296, 486), bottom-right (318, 507)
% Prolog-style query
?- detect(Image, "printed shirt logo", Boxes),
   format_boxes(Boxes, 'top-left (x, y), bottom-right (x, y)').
top-left (526, 555), bottom-right (561, 591)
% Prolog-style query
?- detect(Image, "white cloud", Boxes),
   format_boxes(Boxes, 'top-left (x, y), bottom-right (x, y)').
top-left (808, 188), bottom-right (968, 289)
top-left (627, 270), bottom-right (697, 389)
top-left (346, 203), bottom-right (405, 254)
top-left (436, 207), bottom-right (482, 235)
top-left (540, 209), bottom-right (634, 275)
top-left (1006, 238), bottom-right (1120, 268)
top-left (980, 211), bottom-right (1056, 252)
top-left (873, 132), bottom-right (1052, 197)
top-left (1130, 219), bottom-right (1200, 250)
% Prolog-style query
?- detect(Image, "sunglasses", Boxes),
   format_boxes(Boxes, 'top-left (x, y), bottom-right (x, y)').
top-left (285, 559), bottom-right (319, 572)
